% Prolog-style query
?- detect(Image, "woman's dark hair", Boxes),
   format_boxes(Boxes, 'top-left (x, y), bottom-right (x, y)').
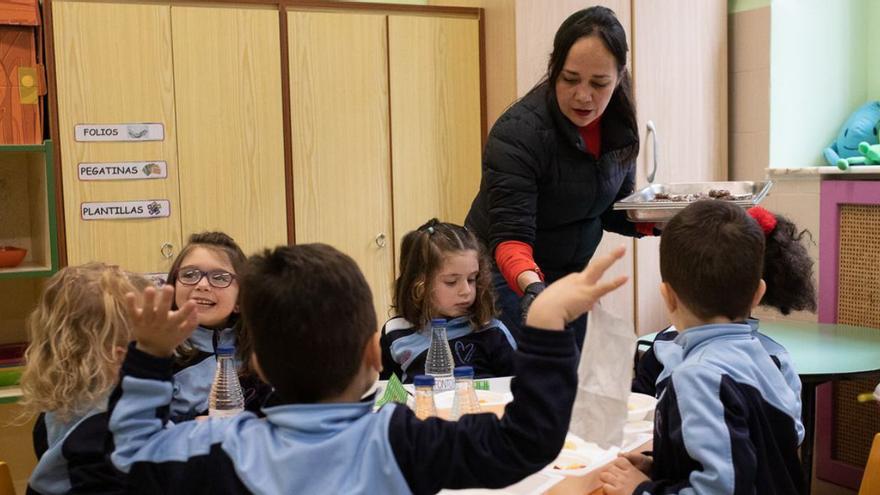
top-left (166, 232), bottom-right (254, 374)
top-left (545, 6), bottom-right (638, 163)
top-left (393, 218), bottom-right (495, 330)
top-left (761, 214), bottom-right (817, 315)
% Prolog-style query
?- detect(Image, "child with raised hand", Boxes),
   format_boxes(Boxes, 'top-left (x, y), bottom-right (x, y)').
top-left (20, 263), bottom-right (149, 494)
top-left (602, 201), bottom-right (805, 495)
top-left (108, 242), bottom-right (628, 494)
top-left (631, 206), bottom-right (815, 400)
top-left (165, 231), bottom-right (268, 420)
top-left (380, 218), bottom-right (516, 382)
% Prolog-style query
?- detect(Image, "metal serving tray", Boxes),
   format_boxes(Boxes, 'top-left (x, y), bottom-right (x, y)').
top-left (613, 181), bottom-right (773, 222)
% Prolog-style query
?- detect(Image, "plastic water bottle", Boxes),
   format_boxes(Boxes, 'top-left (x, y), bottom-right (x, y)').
top-left (208, 346), bottom-right (244, 417)
top-left (413, 375), bottom-right (438, 419)
top-left (425, 318), bottom-right (455, 391)
top-left (450, 366), bottom-right (482, 420)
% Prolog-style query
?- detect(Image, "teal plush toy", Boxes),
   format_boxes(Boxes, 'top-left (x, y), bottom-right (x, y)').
top-left (824, 101), bottom-right (880, 168)
top-left (837, 141), bottom-right (880, 170)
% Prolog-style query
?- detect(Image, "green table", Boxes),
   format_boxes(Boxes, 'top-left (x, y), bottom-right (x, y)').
top-left (637, 319), bottom-right (880, 492)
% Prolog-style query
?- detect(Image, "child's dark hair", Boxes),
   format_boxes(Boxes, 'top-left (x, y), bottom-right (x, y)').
top-left (757, 212), bottom-right (817, 315)
top-left (660, 201), bottom-right (765, 321)
top-left (166, 232), bottom-right (253, 372)
top-left (393, 218), bottom-right (495, 329)
top-left (240, 244), bottom-right (376, 403)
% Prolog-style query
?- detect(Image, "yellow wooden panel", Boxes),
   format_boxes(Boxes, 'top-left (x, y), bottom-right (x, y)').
top-left (288, 10), bottom-right (394, 323)
top-left (513, 0), bottom-right (631, 94)
top-left (427, 0), bottom-right (516, 128)
top-left (53, 1), bottom-right (181, 273)
top-left (0, 403), bottom-right (37, 494)
top-left (0, 278), bottom-right (41, 344)
top-left (632, 0), bottom-right (728, 333)
top-left (388, 15), bottom-right (482, 251)
top-left (172, 5), bottom-right (287, 255)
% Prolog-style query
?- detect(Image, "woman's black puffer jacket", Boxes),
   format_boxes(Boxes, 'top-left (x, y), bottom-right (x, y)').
top-left (466, 81), bottom-right (642, 278)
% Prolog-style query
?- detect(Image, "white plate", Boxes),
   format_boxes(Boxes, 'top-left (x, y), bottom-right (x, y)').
top-left (549, 432), bottom-right (619, 477)
top-left (627, 393), bottom-right (657, 422)
top-left (545, 450), bottom-right (594, 477)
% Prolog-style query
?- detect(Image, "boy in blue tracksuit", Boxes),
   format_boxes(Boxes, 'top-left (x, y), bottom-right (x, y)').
top-left (601, 200), bottom-right (805, 495)
top-left (108, 242), bottom-right (629, 494)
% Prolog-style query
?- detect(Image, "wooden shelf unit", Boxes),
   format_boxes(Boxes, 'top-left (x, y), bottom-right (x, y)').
top-left (0, 139), bottom-right (59, 279)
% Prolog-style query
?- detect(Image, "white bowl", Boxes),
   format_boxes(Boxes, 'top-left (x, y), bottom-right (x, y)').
top-left (623, 420), bottom-right (653, 435)
top-left (627, 393), bottom-right (657, 422)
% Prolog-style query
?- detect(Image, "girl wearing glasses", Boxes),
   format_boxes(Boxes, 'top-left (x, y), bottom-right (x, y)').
top-left (165, 232), bottom-right (269, 421)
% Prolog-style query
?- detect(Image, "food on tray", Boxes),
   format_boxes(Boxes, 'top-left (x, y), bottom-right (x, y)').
top-left (563, 440), bottom-right (578, 450)
top-left (652, 189), bottom-right (752, 202)
top-left (553, 463), bottom-right (587, 470)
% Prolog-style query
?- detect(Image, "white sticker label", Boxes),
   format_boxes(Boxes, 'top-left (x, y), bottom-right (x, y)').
top-left (432, 376), bottom-right (456, 392)
top-left (81, 200), bottom-right (171, 220)
top-left (78, 160), bottom-right (168, 181)
top-left (141, 272), bottom-right (168, 287)
top-left (75, 123), bottom-right (165, 142)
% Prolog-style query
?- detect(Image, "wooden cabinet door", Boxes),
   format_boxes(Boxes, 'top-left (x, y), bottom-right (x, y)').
top-left (288, 10), bottom-right (394, 324)
top-left (387, 14), bottom-right (482, 254)
top-left (632, 0), bottom-right (728, 333)
top-left (53, 1), bottom-right (181, 273)
top-left (171, 5), bottom-right (287, 256)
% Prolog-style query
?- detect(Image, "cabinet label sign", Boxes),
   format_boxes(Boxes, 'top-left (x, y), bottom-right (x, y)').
top-left (78, 161), bottom-right (167, 181)
top-left (75, 123), bottom-right (165, 142)
top-left (81, 200), bottom-right (171, 220)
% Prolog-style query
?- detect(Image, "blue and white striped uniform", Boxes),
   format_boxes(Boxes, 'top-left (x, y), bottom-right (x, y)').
top-left (108, 326), bottom-right (578, 494)
top-left (639, 323), bottom-right (805, 494)
top-left (27, 404), bottom-right (126, 494)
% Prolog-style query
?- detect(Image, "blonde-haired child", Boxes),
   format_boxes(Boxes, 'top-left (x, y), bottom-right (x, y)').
top-left (20, 262), bottom-right (148, 494)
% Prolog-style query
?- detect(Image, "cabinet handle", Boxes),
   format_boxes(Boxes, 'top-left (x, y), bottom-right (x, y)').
top-left (646, 120), bottom-right (659, 184)
top-left (160, 242), bottom-right (174, 259)
top-left (375, 233), bottom-right (387, 248)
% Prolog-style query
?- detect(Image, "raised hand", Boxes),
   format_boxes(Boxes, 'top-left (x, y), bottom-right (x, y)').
top-left (525, 245), bottom-right (628, 330)
top-left (125, 285), bottom-right (198, 358)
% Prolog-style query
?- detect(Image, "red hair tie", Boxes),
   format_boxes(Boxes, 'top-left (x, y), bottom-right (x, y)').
top-left (747, 206), bottom-right (777, 236)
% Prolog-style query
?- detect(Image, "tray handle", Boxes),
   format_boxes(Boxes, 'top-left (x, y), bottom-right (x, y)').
top-left (646, 120), bottom-right (659, 184)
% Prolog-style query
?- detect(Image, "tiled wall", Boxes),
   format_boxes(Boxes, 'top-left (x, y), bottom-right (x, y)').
top-left (729, 6), bottom-right (770, 181)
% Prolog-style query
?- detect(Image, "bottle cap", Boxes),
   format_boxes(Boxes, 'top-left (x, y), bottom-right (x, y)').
top-left (414, 375), bottom-right (435, 387)
top-left (430, 318), bottom-right (447, 326)
top-left (453, 366), bottom-right (474, 378)
top-left (216, 346), bottom-right (235, 356)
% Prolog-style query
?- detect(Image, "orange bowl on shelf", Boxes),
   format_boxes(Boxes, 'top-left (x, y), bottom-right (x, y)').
top-left (0, 246), bottom-right (27, 268)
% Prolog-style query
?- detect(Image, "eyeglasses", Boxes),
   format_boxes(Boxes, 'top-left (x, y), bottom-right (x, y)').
top-left (176, 267), bottom-right (236, 288)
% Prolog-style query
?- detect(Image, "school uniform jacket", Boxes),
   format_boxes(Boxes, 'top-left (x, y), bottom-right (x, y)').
top-left (632, 318), bottom-right (802, 403)
top-left (637, 323), bottom-right (806, 494)
top-left (465, 81), bottom-right (642, 277)
top-left (379, 316), bottom-right (516, 383)
top-left (27, 407), bottom-right (126, 495)
top-left (170, 326), bottom-right (236, 421)
top-left (107, 326), bottom-right (578, 494)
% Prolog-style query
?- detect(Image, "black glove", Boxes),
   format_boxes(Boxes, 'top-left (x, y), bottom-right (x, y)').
top-left (520, 281), bottom-right (546, 325)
